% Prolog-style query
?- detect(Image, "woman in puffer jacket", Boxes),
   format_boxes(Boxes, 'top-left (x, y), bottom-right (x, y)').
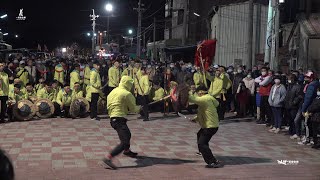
top-left (306, 88), bottom-right (320, 149)
top-left (268, 76), bottom-right (287, 134)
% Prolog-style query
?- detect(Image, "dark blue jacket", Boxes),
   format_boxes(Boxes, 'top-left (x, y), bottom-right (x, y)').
top-left (301, 80), bottom-right (320, 113)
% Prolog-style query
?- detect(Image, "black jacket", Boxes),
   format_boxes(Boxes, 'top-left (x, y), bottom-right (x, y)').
top-left (284, 83), bottom-right (304, 109)
top-left (308, 96), bottom-right (320, 122)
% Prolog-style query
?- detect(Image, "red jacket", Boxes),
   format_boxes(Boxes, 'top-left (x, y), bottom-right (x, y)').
top-left (255, 75), bottom-right (272, 96)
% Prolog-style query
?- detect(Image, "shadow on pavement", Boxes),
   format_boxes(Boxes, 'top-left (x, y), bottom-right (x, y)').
top-left (220, 118), bottom-right (254, 125)
top-left (119, 155), bottom-right (196, 169)
top-left (216, 155), bottom-right (272, 165)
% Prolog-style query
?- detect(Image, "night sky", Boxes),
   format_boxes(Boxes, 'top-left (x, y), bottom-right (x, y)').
top-left (0, 0), bottom-right (165, 50)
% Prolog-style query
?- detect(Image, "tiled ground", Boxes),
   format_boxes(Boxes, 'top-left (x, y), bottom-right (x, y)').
top-left (0, 113), bottom-right (320, 180)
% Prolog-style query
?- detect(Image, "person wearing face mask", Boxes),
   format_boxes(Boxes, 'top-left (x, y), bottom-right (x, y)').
top-left (232, 66), bottom-right (246, 113)
top-left (108, 60), bottom-right (121, 93)
top-left (284, 74), bottom-right (303, 139)
top-left (305, 88), bottom-right (320, 149)
top-left (0, 63), bottom-right (9, 123)
top-left (243, 73), bottom-right (255, 117)
top-left (299, 71), bottom-right (320, 145)
top-left (268, 76), bottom-right (287, 133)
top-left (255, 67), bottom-right (273, 125)
top-left (193, 67), bottom-right (204, 88)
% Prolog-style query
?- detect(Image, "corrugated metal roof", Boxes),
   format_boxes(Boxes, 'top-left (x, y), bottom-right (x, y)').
top-left (211, 0), bottom-right (269, 6)
top-left (299, 13), bottom-right (320, 37)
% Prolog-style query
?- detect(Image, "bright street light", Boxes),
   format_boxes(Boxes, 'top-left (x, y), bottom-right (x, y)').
top-left (3, 33), bottom-right (8, 36)
top-left (87, 32), bottom-right (91, 36)
top-left (94, 33), bottom-right (97, 37)
top-left (0, 14), bottom-right (8, 19)
top-left (193, 12), bottom-right (200, 17)
top-left (62, 48), bottom-right (67, 53)
top-left (105, 3), bottom-right (113, 12)
top-left (279, 0), bottom-right (285, 3)
top-left (128, 29), bottom-right (133, 35)
top-left (15, 35), bottom-right (19, 38)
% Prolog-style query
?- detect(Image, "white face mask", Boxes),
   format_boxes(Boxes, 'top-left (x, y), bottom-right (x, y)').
top-left (261, 72), bottom-right (267, 76)
top-left (237, 69), bottom-right (243, 73)
top-left (288, 80), bottom-right (292, 84)
top-left (317, 91), bottom-right (320, 96)
top-left (247, 74), bottom-right (252, 78)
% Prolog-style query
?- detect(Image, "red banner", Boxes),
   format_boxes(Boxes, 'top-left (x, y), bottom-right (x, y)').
top-left (194, 39), bottom-right (217, 70)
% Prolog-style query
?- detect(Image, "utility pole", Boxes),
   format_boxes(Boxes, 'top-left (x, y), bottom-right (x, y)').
top-left (182, 0), bottom-right (188, 46)
top-left (264, 0), bottom-right (274, 65)
top-left (247, 0), bottom-right (254, 69)
top-left (90, 9), bottom-right (99, 55)
top-left (134, 0), bottom-right (146, 58)
top-left (273, 3), bottom-right (280, 70)
top-left (153, 17), bottom-right (157, 61)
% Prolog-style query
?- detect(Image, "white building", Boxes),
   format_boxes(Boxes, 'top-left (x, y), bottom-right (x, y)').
top-left (210, 1), bottom-right (268, 67)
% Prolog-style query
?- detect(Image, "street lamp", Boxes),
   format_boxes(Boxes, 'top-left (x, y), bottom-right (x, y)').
top-left (105, 3), bottom-right (113, 44)
top-left (15, 35), bottom-right (19, 38)
top-left (193, 12), bottom-right (200, 17)
top-left (0, 14), bottom-right (8, 19)
top-left (105, 3), bottom-right (113, 12)
top-left (128, 29), bottom-right (133, 35)
top-left (3, 33), bottom-right (8, 36)
top-left (87, 32), bottom-right (91, 36)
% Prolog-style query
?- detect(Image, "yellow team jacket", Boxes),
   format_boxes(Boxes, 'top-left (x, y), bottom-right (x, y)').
top-left (54, 64), bottom-right (64, 85)
top-left (71, 90), bottom-right (83, 100)
top-left (83, 65), bottom-right (91, 85)
top-left (86, 68), bottom-right (102, 102)
top-left (206, 74), bottom-right (223, 99)
top-left (0, 72), bottom-right (9, 96)
top-left (121, 66), bottom-right (134, 79)
top-left (36, 87), bottom-right (55, 101)
top-left (188, 94), bottom-right (219, 129)
top-left (108, 66), bottom-right (121, 88)
top-left (107, 76), bottom-right (140, 118)
top-left (56, 89), bottom-right (73, 106)
top-left (153, 87), bottom-right (165, 101)
top-left (193, 72), bottom-right (204, 88)
top-left (70, 70), bottom-right (81, 90)
top-left (137, 75), bottom-right (150, 96)
top-left (16, 68), bottom-right (29, 86)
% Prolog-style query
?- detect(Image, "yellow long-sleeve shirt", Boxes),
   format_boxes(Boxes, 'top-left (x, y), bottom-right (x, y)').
top-left (16, 68), bottom-right (29, 86)
top-left (0, 72), bottom-right (9, 96)
top-left (108, 66), bottom-right (121, 88)
top-left (70, 70), bottom-right (81, 90)
top-left (137, 75), bottom-right (150, 96)
top-left (54, 64), bottom-right (65, 85)
top-left (83, 66), bottom-right (91, 85)
top-left (36, 88), bottom-right (55, 101)
top-left (193, 72), bottom-right (204, 88)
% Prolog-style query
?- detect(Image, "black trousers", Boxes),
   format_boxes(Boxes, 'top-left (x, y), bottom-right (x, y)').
top-left (197, 127), bottom-right (219, 165)
top-left (0, 96), bottom-right (8, 121)
top-left (53, 102), bottom-right (70, 117)
top-left (110, 117), bottom-right (131, 157)
top-left (312, 121), bottom-right (319, 145)
top-left (260, 96), bottom-right (272, 123)
top-left (137, 95), bottom-right (149, 119)
top-left (217, 97), bottom-right (226, 120)
top-left (150, 101), bottom-right (164, 113)
top-left (90, 93), bottom-right (99, 119)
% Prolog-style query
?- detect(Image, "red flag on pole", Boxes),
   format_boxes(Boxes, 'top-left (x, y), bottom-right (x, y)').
top-left (194, 39), bottom-right (217, 70)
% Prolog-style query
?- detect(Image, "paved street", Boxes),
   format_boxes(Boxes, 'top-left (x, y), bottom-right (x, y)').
top-left (1, 113), bottom-right (320, 180)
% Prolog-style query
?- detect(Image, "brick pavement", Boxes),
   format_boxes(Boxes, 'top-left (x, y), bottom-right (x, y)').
top-left (0, 113), bottom-right (320, 179)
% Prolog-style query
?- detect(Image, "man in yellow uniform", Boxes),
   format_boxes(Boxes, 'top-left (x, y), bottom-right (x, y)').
top-left (0, 63), bottom-right (9, 122)
top-left (70, 64), bottom-right (81, 90)
top-left (108, 61), bottom-right (121, 93)
top-left (26, 83), bottom-right (36, 97)
top-left (188, 85), bottom-right (223, 168)
top-left (83, 63), bottom-right (91, 93)
top-left (71, 82), bottom-right (83, 100)
top-left (54, 60), bottom-right (65, 85)
top-left (193, 67), bottom-right (204, 88)
top-left (136, 68), bottom-right (150, 121)
top-left (121, 60), bottom-right (134, 79)
top-left (7, 83), bottom-right (29, 121)
top-left (102, 76), bottom-right (141, 170)
top-left (55, 84), bottom-right (73, 118)
top-left (16, 61), bottom-right (29, 87)
top-left (37, 82), bottom-right (55, 101)
top-left (35, 78), bottom-right (45, 94)
top-left (88, 61), bottom-right (101, 120)
top-left (206, 69), bottom-right (224, 120)
top-left (150, 83), bottom-right (165, 112)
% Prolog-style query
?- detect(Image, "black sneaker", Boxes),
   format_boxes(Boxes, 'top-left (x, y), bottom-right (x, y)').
top-left (102, 158), bottom-right (117, 170)
top-left (206, 160), bottom-right (224, 168)
top-left (123, 150), bottom-right (138, 158)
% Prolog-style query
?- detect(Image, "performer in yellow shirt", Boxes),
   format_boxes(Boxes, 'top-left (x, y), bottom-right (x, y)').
top-left (136, 68), bottom-right (150, 121)
top-left (0, 63), bottom-right (9, 122)
top-left (108, 61), bottom-right (121, 92)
